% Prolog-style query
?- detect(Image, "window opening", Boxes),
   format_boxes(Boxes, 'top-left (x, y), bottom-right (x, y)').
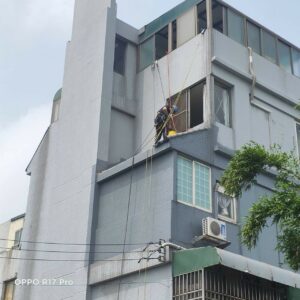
top-left (216, 185), bottom-right (236, 222)
top-left (13, 228), bottom-right (22, 248)
top-left (170, 92), bottom-right (188, 133)
top-left (169, 82), bottom-right (205, 133)
top-left (278, 40), bottom-right (292, 73)
top-left (155, 26), bottom-right (169, 60)
top-left (214, 83), bottom-right (231, 127)
top-left (262, 30), bottom-right (277, 63)
top-left (139, 37), bottom-right (154, 71)
top-left (227, 9), bottom-right (244, 45)
top-left (197, 0), bottom-right (207, 33)
top-left (212, 1), bottom-right (224, 33)
top-left (51, 99), bottom-right (61, 123)
top-left (292, 49), bottom-right (300, 77)
top-left (190, 83), bottom-right (204, 127)
top-left (172, 21), bottom-right (177, 50)
top-left (113, 37), bottom-right (127, 75)
top-left (247, 21), bottom-right (261, 54)
top-left (3, 280), bottom-right (15, 300)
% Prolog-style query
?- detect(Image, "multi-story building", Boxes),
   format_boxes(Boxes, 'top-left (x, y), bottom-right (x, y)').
top-left (10, 0), bottom-right (300, 299)
top-left (0, 214), bottom-right (24, 300)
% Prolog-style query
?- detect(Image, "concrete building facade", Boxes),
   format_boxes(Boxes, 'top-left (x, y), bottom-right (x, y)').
top-left (7, 0), bottom-right (300, 299)
top-left (0, 214), bottom-right (24, 300)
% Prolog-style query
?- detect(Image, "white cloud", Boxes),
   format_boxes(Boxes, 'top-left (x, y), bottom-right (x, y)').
top-left (0, 104), bottom-right (52, 223)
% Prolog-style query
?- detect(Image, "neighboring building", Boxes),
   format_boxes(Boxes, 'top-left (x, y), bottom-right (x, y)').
top-left (0, 214), bottom-right (24, 300)
top-left (10, 0), bottom-right (300, 299)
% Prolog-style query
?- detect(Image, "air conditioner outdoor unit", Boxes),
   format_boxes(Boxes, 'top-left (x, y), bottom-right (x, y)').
top-left (202, 217), bottom-right (227, 241)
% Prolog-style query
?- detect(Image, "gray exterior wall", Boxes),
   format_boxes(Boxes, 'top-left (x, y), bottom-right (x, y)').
top-left (94, 152), bottom-right (174, 261)
top-left (91, 265), bottom-right (172, 300)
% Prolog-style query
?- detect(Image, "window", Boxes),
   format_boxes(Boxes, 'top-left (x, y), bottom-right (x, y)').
top-left (292, 48), bottom-right (300, 77)
top-left (13, 229), bottom-right (22, 248)
top-left (155, 26), bottom-right (169, 60)
top-left (247, 21), bottom-right (261, 54)
top-left (297, 124), bottom-right (300, 157)
top-left (278, 41), bottom-right (292, 73)
top-left (139, 37), bottom-right (154, 71)
top-left (51, 99), bottom-right (60, 123)
top-left (227, 10), bottom-right (244, 45)
top-left (113, 37), bottom-right (127, 75)
top-left (262, 30), bottom-right (277, 63)
top-left (216, 185), bottom-right (236, 222)
top-left (214, 83), bottom-right (231, 127)
top-left (3, 280), bottom-right (15, 300)
top-left (197, 0), bottom-right (207, 33)
top-left (170, 82), bottom-right (205, 133)
top-left (177, 7), bottom-right (196, 47)
top-left (212, 1), bottom-right (224, 33)
top-left (177, 156), bottom-right (211, 212)
top-left (172, 21), bottom-right (177, 50)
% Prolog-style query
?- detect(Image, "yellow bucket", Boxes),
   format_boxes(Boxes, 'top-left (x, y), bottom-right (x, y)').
top-left (168, 130), bottom-right (177, 137)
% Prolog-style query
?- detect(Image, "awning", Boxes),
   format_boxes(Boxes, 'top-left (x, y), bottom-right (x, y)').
top-left (173, 246), bottom-right (300, 290)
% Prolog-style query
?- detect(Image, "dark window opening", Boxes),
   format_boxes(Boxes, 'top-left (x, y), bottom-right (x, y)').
top-left (155, 26), bottom-right (169, 60)
top-left (114, 37), bottom-right (127, 75)
top-left (197, 0), bottom-right (207, 33)
top-left (172, 21), bottom-right (177, 50)
top-left (190, 83), bottom-right (204, 127)
top-left (212, 1), bottom-right (224, 33)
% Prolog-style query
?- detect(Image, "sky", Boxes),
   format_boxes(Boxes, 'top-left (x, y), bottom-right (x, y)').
top-left (0, 0), bottom-right (300, 223)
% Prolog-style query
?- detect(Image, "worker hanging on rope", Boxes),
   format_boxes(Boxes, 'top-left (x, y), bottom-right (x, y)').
top-left (154, 102), bottom-right (179, 147)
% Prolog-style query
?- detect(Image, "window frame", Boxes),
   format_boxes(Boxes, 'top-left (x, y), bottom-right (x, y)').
top-left (169, 81), bottom-right (206, 133)
top-left (216, 184), bottom-right (237, 224)
top-left (113, 36), bottom-right (127, 75)
top-left (214, 81), bottom-right (232, 128)
top-left (277, 39), bottom-right (293, 73)
top-left (296, 123), bottom-right (300, 158)
top-left (2, 279), bottom-right (15, 300)
top-left (177, 155), bottom-right (212, 213)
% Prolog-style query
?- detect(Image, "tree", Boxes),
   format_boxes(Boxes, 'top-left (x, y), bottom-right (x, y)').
top-left (220, 142), bottom-right (300, 270)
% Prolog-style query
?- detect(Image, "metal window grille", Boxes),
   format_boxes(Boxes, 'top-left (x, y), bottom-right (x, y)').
top-left (173, 266), bottom-right (287, 300)
top-left (173, 270), bottom-right (203, 299)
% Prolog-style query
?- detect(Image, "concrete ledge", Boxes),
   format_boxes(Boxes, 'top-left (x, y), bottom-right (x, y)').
top-left (96, 143), bottom-right (171, 183)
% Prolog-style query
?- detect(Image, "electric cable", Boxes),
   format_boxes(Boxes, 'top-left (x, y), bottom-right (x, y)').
top-left (0, 246), bottom-right (155, 255)
top-left (0, 256), bottom-right (159, 263)
top-left (0, 237), bottom-right (157, 247)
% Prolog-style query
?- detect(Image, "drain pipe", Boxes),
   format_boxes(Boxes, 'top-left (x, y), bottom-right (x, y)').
top-left (248, 47), bottom-right (257, 103)
top-left (160, 242), bottom-right (186, 251)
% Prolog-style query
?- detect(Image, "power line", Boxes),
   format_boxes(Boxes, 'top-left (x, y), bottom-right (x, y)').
top-left (0, 237), bottom-right (157, 247)
top-left (0, 246), bottom-right (155, 255)
top-left (0, 256), bottom-right (159, 263)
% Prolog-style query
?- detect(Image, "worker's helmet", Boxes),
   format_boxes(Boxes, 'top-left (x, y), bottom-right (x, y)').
top-left (172, 105), bottom-right (179, 113)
